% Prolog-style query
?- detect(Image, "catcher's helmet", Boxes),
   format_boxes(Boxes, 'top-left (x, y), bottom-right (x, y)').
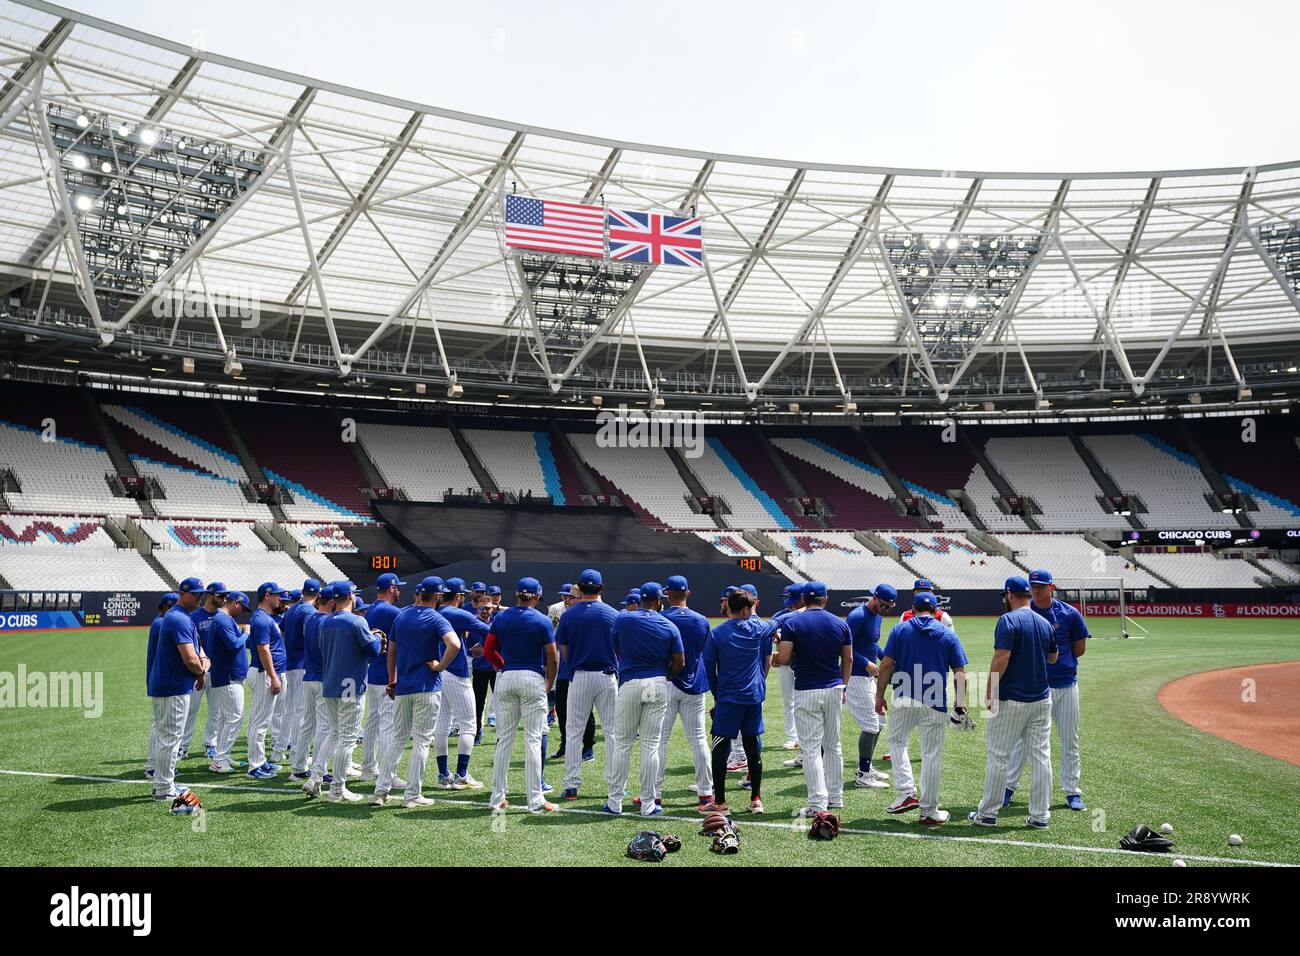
top-left (627, 830), bottom-right (668, 862)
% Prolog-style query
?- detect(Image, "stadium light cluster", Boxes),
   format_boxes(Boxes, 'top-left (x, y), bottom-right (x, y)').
top-left (517, 254), bottom-right (642, 353)
top-left (1258, 221), bottom-right (1300, 297)
top-left (48, 103), bottom-right (265, 297)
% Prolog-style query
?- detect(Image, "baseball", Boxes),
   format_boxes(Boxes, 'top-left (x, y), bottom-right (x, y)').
top-left (1160, 822), bottom-right (1174, 834)
top-left (1172, 859), bottom-right (1187, 867)
top-left (1228, 834), bottom-right (1244, 846)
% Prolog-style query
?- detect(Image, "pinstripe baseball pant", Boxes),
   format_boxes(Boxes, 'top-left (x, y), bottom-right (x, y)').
top-left (654, 683), bottom-right (711, 800)
top-left (308, 688), bottom-right (336, 782)
top-left (293, 680), bottom-right (322, 775)
top-left (562, 670), bottom-right (618, 791)
top-left (378, 690), bottom-right (441, 800)
top-left (977, 696), bottom-right (1052, 825)
top-left (361, 682), bottom-right (394, 774)
top-left (490, 670), bottom-right (549, 811)
top-left (845, 675), bottom-right (881, 733)
top-left (1005, 683), bottom-right (1080, 796)
top-left (244, 669), bottom-right (278, 768)
top-left (144, 703), bottom-right (158, 774)
top-left (272, 668), bottom-right (304, 761)
top-left (180, 685), bottom-right (204, 754)
top-left (150, 694), bottom-right (189, 796)
top-left (434, 673), bottom-right (476, 762)
top-left (607, 676), bottom-right (669, 815)
top-left (328, 695), bottom-right (364, 798)
top-left (209, 682), bottom-right (244, 768)
top-left (203, 684), bottom-right (218, 750)
top-left (886, 697), bottom-right (947, 817)
top-left (777, 664), bottom-right (798, 744)
top-left (793, 686), bottom-right (845, 813)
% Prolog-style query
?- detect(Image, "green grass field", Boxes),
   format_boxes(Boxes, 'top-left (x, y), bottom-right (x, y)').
top-left (1, 618), bottom-right (1297, 867)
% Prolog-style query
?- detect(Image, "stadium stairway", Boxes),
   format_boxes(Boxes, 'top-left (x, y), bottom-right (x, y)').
top-left (959, 430), bottom-right (1042, 531)
top-left (1065, 425), bottom-right (1143, 530)
top-left (664, 446), bottom-right (728, 529)
top-left (752, 427), bottom-right (824, 528)
top-left (212, 402), bottom-right (288, 522)
top-left (849, 425), bottom-right (932, 527)
top-left (856, 530), bottom-right (924, 581)
top-left (546, 422), bottom-right (603, 498)
top-left (81, 388), bottom-right (157, 518)
top-left (1176, 419), bottom-right (1253, 529)
top-left (444, 416), bottom-right (498, 495)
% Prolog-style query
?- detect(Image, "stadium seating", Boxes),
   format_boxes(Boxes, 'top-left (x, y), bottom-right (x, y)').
top-left (695, 531), bottom-right (760, 557)
top-left (135, 517), bottom-right (305, 591)
top-left (712, 433), bottom-right (817, 529)
top-left (964, 463), bottom-right (1030, 531)
top-left (693, 438), bottom-right (797, 529)
top-left (0, 421), bottom-right (140, 517)
top-left (0, 513), bottom-right (117, 549)
top-left (1082, 433), bottom-right (1237, 528)
top-left (132, 458), bottom-right (272, 521)
top-left (989, 533), bottom-right (1164, 589)
top-left (983, 436), bottom-right (1130, 531)
top-left (567, 433), bottom-right (707, 529)
top-left (1255, 557), bottom-right (1300, 584)
top-left (463, 428), bottom-right (557, 502)
top-left (888, 532), bottom-right (1022, 589)
top-left (771, 437), bottom-right (921, 530)
top-left (103, 404), bottom-right (246, 481)
top-left (0, 514), bottom-right (168, 590)
top-left (1132, 551), bottom-right (1269, 588)
top-left (861, 429), bottom-right (982, 531)
top-left (774, 531), bottom-right (908, 590)
top-left (1193, 420), bottom-right (1300, 528)
top-left (136, 518), bottom-right (268, 552)
top-left (281, 523), bottom-right (360, 553)
top-left (357, 422), bottom-right (479, 504)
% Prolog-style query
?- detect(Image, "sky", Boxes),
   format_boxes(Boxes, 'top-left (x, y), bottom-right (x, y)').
top-left (62, 0), bottom-right (1300, 173)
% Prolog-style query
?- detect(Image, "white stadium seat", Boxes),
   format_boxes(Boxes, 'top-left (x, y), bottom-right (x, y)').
top-left (357, 423), bottom-right (479, 502)
top-left (0, 513), bottom-right (168, 590)
top-left (1133, 551), bottom-right (1269, 588)
top-left (888, 532), bottom-right (1022, 590)
top-left (692, 439), bottom-right (795, 529)
top-left (983, 437), bottom-right (1130, 531)
top-left (774, 531), bottom-right (908, 590)
top-left (988, 533), bottom-right (1164, 589)
top-left (1082, 434), bottom-right (1237, 528)
top-left (0, 422), bottom-right (140, 517)
top-left (963, 464), bottom-right (1029, 531)
top-left (463, 429), bottom-right (551, 499)
top-left (568, 434), bottom-right (708, 529)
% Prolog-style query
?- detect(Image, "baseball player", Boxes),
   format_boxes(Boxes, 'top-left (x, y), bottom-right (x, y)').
top-left (458, 579), bottom-right (497, 742)
top-left (310, 582), bottom-right (384, 802)
top-left (700, 586), bottom-right (777, 814)
top-left (182, 582), bottom-right (224, 761)
top-left (372, 578), bottom-right (458, 807)
top-left (1004, 569), bottom-right (1089, 812)
top-left (206, 591), bottom-right (250, 773)
top-left (482, 577), bottom-right (559, 813)
top-left (557, 568), bottom-right (619, 801)
top-left (272, 581), bottom-right (317, 763)
top-left (654, 575), bottom-right (714, 810)
top-left (360, 573), bottom-right (404, 780)
top-left (770, 582), bottom-right (805, 749)
top-left (147, 577), bottom-right (207, 801)
top-left (549, 584), bottom-right (595, 761)
top-left (776, 581), bottom-right (851, 816)
top-left (243, 582), bottom-right (287, 779)
top-left (845, 583), bottom-right (897, 789)
top-left (468, 581), bottom-right (497, 730)
top-left (143, 592), bottom-right (179, 779)
top-left (268, 588), bottom-right (299, 758)
top-left (604, 582), bottom-right (683, 817)
top-left (876, 590), bottom-right (968, 825)
top-left (433, 577), bottom-right (491, 789)
top-left (620, 591), bottom-right (641, 611)
top-left (971, 576), bottom-right (1058, 829)
top-left (882, 578), bottom-right (956, 765)
top-left (297, 585), bottom-right (357, 786)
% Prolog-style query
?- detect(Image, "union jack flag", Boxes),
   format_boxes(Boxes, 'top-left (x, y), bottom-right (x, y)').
top-left (607, 208), bottom-right (704, 268)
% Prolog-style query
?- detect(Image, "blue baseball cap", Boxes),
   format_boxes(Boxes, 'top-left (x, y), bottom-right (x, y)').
top-left (331, 580), bottom-right (359, 599)
top-left (722, 585), bottom-right (738, 598)
top-left (444, 577), bottom-right (466, 594)
top-left (178, 577), bottom-right (204, 593)
top-left (377, 572), bottom-right (406, 590)
top-left (257, 581), bottom-right (289, 601)
top-left (640, 582), bottom-right (663, 601)
top-left (470, 581), bottom-right (487, 593)
top-left (226, 590), bottom-right (250, 606)
top-left (516, 577), bottom-right (542, 597)
top-left (560, 582), bottom-right (575, 596)
top-left (1028, 569), bottom-right (1054, 586)
top-left (664, 574), bottom-right (689, 592)
top-left (740, 584), bottom-right (759, 598)
top-left (415, 576), bottom-right (443, 596)
top-left (913, 591), bottom-right (938, 610)
top-left (803, 581), bottom-right (828, 598)
top-left (621, 591), bottom-right (642, 607)
top-left (487, 584), bottom-right (503, 596)
top-left (912, 578), bottom-right (933, 591)
top-left (579, 568), bottom-right (602, 587)
top-left (302, 578), bottom-right (321, 595)
top-left (287, 589), bottom-right (302, 601)
top-left (205, 581), bottom-right (228, 595)
top-left (159, 592), bottom-right (179, 609)
top-left (873, 583), bottom-right (899, 603)
top-left (782, 583), bottom-right (804, 606)
top-left (354, 597), bottom-right (371, 613)
top-left (1004, 576), bottom-right (1031, 595)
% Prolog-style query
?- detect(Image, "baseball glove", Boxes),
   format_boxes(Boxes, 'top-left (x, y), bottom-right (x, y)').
top-left (1119, 824), bottom-right (1175, 853)
top-left (626, 830), bottom-right (668, 862)
top-left (808, 810), bottom-right (840, 840)
top-left (169, 790), bottom-right (202, 815)
top-left (709, 825), bottom-right (740, 855)
top-left (661, 834), bottom-right (682, 853)
top-left (701, 811), bottom-right (732, 836)
top-left (949, 706), bottom-right (977, 731)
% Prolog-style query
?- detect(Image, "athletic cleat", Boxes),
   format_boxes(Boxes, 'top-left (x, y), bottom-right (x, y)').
top-left (528, 802), bottom-right (556, 814)
top-left (562, 788), bottom-right (579, 801)
top-left (1026, 819), bottom-right (1049, 830)
top-left (644, 805), bottom-right (664, 817)
top-left (247, 765), bottom-right (276, 780)
top-left (547, 712), bottom-right (556, 725)
top-left (581, 748), bottom-right (595, 762)
top-left (345, 765), bottom-right (362, 780)
top-left (370, 790), bottom-right (390, 807)
top-left (143, 768), bottom-right (155, 779)
top-left (474, 732), bottom-right (483, 746)
top-left (919, 810), bottom-right (950, 826)
top-left (321, 773), bottom-right (333, 784)
top-left (791, 807), bottom-right (814, 820)
top-left (390, 776), bottom-right (408, 790)
top-left (1003, 788), bottom-right (1014, 807)
top-left (632, 797), bottom-right (663, 808)
top-left (1066, 794), bottom-right (1086, 812)
top-left (887, 794), bottom-right (919, 814)
top-left (749, 798), bottom-right (765, 814)
top-left (153, 788), bottom-right (186, 801)
top-left (698, 801), bottom-right (729, 814)
top-left (205, 746), bottom-right (217, 760)
top-left (781, 756), bottom-right (803, 768)
top-left (231, 759), bottom-right (249, 769)
top-left (540, 781), bottom-right (553, 793)
top-left (855, 770), bottom-right (889, 789)
top-left (262, 762), bottom-right (281, 773)
top-left (328, 788), bottom-right (363, 803)
top-left (487, 716), bottom-right (496, 728)
top-left (783, 740), bottom-right (800, 750)
top-left (448, 726), bottom-right (460, 738)
top-left (454, 773), bottom-right (482, 790)
top-left (357, 770), bottom-right (378, 782)
top-left (968, 812), bottom-right (998, 827)
top-left (177, 749), bottom-right (188, 760)
top-left (550, 749), bottom-right (565, 761)
top-left (290, 770), bottom-right (311, 780)
top-left (209, 762), bottom-right (234, 774)
top-left (870, 768), bottom-right (889, 782)
top-left (437, 774), bottom-right (455, 790)
top-left (402, 796), bottom-right (436, 808)
top-left (302, 779), bottom-right (321, 798)
top-left (882, 753), bottom-right (891, 762)
top-left (726, 759), bottom-right (747, 774)
top-left (600, 804), bottom-right (621, 815)
top-left (828, 798), bottom-right (844, 809)
top-left (687, 783), bottom-right (700, 794)
top-left (740, 775), bottom-right (752, 790)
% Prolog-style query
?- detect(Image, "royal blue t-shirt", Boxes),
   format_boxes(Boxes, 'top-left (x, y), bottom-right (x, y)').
top-left (190, 606), bottom-right (217, 658)
top-left (491, 605), bottom-right (555, 676)
top-left (612, 610), bottom-right (683, 684)
top-left (702, 617), bottom-right (777, 705)
top-left (437, 604), bottom-right (491, 679)
top-left (248, 608), bottom-right (286, 674)
top-left (780, 608), bottom-right (851, 691)
top-left (364, 599), bottom-right (402, 685)
top-left (146, 614), bottom-right (164, 682)
top-left (846, 603), bottom-right (884, 676)
top-left (555, 600), bottom-right (619, 674)
top-left (883, 615), bottom-right (968, 712)
top-left (207, 611), bottom-right (250, 687)
top-left (280, 600), bottom-right (313, 672)
top-left (391, 605), bottom-right (455, 695)
top-left (320, 611), bottom-right (382, 699)
top-left (148, 605), bottom-right (199, 698)
top-left (993, 606), bottom-right (1055, 703)
top-left (303, 610), bottom-right (329, 682)
top-left (661, 605), bottom-right (710, 695)
top-left (1032, 599), bottom-right (1090, 688)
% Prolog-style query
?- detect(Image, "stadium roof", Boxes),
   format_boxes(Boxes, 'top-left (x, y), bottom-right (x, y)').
top-left (2, 0), bottom-right (1299, 410)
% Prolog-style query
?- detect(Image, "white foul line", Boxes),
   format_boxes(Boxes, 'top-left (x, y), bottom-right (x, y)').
top-left (0, 768), bottom-right (1291, 868)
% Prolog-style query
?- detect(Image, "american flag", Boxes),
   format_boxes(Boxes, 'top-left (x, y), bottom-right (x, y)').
top-left (607, 208), bottom-right (704, 268)
top-left (503, 195), bottom-right (605, 258)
